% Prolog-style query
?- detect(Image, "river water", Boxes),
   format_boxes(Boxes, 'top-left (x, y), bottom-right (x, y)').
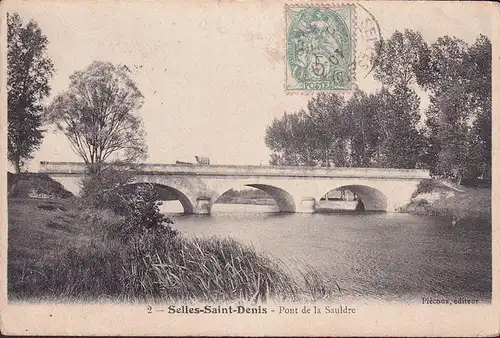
top-left (162, 202), bottom-right (491, 303)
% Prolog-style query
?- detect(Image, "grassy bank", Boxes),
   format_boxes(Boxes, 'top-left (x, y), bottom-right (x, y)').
top-left (400, 179), bottom-right (491, 225)
top-left (8, 197), bottom-right (339, 303)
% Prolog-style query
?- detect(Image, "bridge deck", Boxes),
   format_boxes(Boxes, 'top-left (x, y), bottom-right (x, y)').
top-left (39, 161), bottom-right (430, 179)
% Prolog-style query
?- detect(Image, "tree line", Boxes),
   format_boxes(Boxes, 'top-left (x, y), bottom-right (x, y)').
top-left (265, 30), bottom-right (491, 183)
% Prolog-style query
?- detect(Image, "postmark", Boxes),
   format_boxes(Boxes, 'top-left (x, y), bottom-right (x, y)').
top-left (354, 3), bottom-right (382, 79)
top-left (285, 4), bottom-right (355, 92)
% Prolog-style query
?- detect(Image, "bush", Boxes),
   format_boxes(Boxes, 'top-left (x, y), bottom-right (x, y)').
top-left (80, 167), bottom-right (134, 210)
top-left (80, 168), bottom-right (175, 241)
top-left (111, 184), bottom-right (176, 241)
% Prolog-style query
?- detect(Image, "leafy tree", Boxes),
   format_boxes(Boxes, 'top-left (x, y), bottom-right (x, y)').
top-left (343, 90), bottom-right (383, 167)
top-left (47, 61), bottom-right (147, 174)
top-left (265, 94), bottom-right (348, 167)
top-left (7, 13), bottom-right (54, 172)
top-left (418, 36), bottom-right (491, 182)
top-left (265, 110), bottom-right (318, 166)
top-left (372, 29), bottom-right (430, 89)
top-left (307, 93), bottom-right (348, 167)
top-left (379, 86), bottom-right (424, 168)
top-left (372, 29), bottom-right (428, 169)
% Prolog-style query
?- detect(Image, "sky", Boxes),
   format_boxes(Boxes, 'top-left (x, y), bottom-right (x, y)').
top-left (4, 0), bottom-right (493, 171)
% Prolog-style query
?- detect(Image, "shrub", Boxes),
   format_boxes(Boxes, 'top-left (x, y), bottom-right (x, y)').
top-left (111, 184), bottom-right (176, 241)
top-left (80, 167), bottom-right (134, 210)
top-left (80, 168), bottom-right (175, 241)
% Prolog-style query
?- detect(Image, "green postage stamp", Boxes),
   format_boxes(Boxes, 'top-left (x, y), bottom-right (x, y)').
top-left (285, 5), bottom-right (354, 92)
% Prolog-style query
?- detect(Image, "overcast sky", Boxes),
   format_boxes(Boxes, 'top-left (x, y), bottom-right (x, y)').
top-left (5, 0), bottom-right (493, 171)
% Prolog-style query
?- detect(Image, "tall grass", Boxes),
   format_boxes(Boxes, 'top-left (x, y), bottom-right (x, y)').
top-left (9, 208), bottom-right (339, 303)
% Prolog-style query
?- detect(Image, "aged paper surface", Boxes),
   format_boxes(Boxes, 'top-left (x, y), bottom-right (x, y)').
top-left (1, 0), bottom-right (499, 336)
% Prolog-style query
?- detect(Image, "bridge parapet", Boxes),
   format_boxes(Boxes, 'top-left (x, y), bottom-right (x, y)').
top-left (39, 161), bottom-right (430, 179)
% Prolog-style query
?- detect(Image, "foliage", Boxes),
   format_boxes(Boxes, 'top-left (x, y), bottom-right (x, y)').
top-left (372, 29), bottom-right (429, 89)
top-left (265, 94), bottom-right (349, 167)
top-left (307, 94), bottom-right (348, 167)
top-left (342, 90), bottom-right (381, 167)
top-left (7, 13), bottom-right (55, 173)
top-left (80, 166), bottom-right (135, 209)
top-left (111, 184), bottom-right (176, 241)
top-left (372, 30), bottom-right (427, 169)
top-left (265, 110), bottom-right (316, 166)
top-left (420, 35), bottom-right (491, 182)
top-left (265, 88), bottom-right (424, 169)
top-left (80, 168), bottom-right (174, 240)
top-left (46, 61), bottom-right (147, 174)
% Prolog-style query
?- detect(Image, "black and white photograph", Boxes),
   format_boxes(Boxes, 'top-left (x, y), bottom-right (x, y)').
top-left (1, 0), bottom-right (497, 336)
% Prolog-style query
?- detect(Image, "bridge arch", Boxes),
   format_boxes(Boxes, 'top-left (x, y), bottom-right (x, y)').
top-left (318, 184), bottom-right (389, 212)
top-left (245, 184), bottom-right (296, 212)
top-left (124, 182), bottom-right (195, 214)
top-left (213, 183), bottom-right (296, 213)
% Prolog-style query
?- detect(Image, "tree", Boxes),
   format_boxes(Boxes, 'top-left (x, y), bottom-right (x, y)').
top-left (372, 29), bottom-right (430, 89)
top-left (7, 13), bottom-right (54, 172)
top-left (47, 61), bottom-right (148, 174)
top-left (417, 36), bottom-right (491, 182)
top-left (378, 86), bottom-right (424, 169)
top-left (307, 93), bottom-right (348, 167)
top-left (372, 29), bottom-right (428, 169)
top-left (265, 110), bottom-right (317, 166)
top-left (343, 90), bottom-right (382, 167)
top-left (265, 93), bottom-right (350, 167)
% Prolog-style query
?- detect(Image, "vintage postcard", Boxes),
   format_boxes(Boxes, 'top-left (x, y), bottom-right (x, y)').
top-left (1, 0), bottom-right (498, 336)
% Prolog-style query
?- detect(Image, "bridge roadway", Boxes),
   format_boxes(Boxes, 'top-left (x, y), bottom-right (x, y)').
top-left (39, 161), bottom-right (430, 214)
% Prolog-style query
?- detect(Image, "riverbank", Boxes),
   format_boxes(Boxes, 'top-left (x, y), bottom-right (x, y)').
top-left (8, 197), bottom-right (339, 302)
top-left (400, 179), bottom-right (491, 225)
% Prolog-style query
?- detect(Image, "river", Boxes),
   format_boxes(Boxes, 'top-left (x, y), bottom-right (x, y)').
top-left (161, 202), bottom-right (491, 303)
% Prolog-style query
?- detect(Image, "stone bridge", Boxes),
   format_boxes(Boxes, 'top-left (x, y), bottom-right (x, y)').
top-left (39, 161), bottom-right (430, 214)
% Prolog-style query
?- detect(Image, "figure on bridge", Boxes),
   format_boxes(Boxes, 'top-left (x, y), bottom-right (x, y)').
top-left (195, 156), bottom-right (210, 165)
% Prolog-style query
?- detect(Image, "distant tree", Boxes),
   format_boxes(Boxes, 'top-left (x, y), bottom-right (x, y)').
top-left (344, 87), bottom-right (424, 169)
top-left (378, 86), bottom-right (424, 168)
top-left (307, 93), bottom-right (348, 167)
top-left (266, 93), bottom-right (350, 167)
top-left (7, 13), bottom-right (54, 172)
top-left (343, 90), bottom-right (382, 167)
top-left (46, 61), bottom-right (147, 174)
top-left (265, 110), bottom-right (317, 166)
